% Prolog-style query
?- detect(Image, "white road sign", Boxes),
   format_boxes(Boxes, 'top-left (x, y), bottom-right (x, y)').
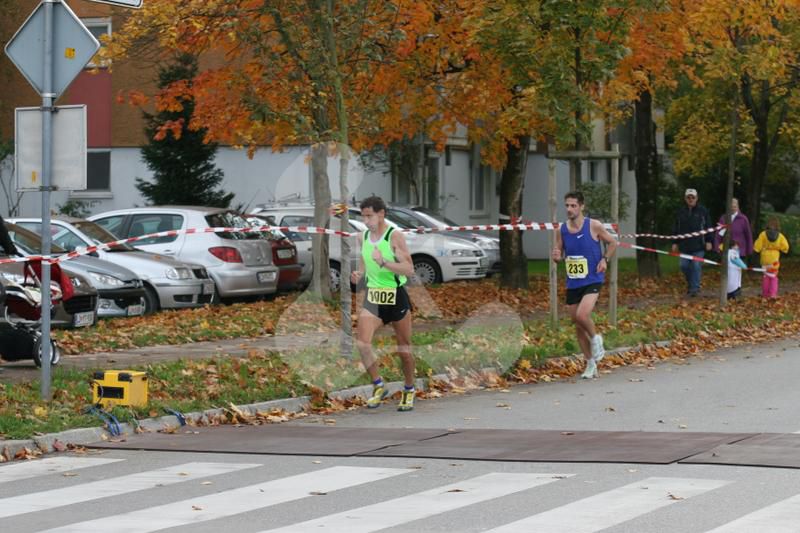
top-left (15, 105), bottom-right (88, 192)
top-left (4, 1), bottom-right (100, 98)
top-left (87, 0), bottom-right (143, 7)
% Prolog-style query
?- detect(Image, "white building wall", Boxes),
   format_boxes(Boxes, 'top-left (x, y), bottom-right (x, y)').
top-left (5, 141), bottom-right (636, 261)
top-left (440, 148), bottom-right (473, 225)
top-left (519, 153), bottom-right (637, 259)
top-left (14, 145), bottom-right (380, 217)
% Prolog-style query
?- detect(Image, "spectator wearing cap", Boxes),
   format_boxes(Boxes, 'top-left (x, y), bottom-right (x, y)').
top-left (671, 188), bottom-right (713, 297)
top-left (713, 197), bottom-right (754, 258)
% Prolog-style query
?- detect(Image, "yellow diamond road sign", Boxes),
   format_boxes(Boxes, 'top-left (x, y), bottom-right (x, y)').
top-left (4, 1), bottom-right (100, 98)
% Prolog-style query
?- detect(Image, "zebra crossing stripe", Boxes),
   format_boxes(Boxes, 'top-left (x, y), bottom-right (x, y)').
top-left (0, 457), bottom-right (122, 486)
top-left (0, 462), bottom-right (259, 519)
top-left (485, 477), bottom-right (730, 533)
top-left (39, 466), bottom-right (410, 533)
top-left (705, 494), bottom-right (800, 533)
top-left (261, 472), bottom-right (571, 533)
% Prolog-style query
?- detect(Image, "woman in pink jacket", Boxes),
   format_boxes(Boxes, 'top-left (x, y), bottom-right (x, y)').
top-left (714, 198), bottom-right (754, 257)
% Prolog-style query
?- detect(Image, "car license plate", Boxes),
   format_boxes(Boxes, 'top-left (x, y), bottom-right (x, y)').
top-left (277, 249), bottom-right (294, 259)
top-left (127, 304), bottom-right (144, 316)
top-left (202, 280), bottom-right (215, 294)
top-left (257, 271), bottom-right (275, 284)
top-left (73, 311), bottom-right (94, 327)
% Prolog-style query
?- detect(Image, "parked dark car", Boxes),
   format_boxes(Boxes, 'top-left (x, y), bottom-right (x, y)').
top-left (246, 215), bottom-right (303, 290)
top-left (6, 223), bottom-right (145, 319)
top-left (0, 243), bottom-right (98, 329)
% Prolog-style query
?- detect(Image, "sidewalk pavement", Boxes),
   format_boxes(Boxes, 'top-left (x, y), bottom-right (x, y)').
top-left (0, 318), bottom-right (464, 383)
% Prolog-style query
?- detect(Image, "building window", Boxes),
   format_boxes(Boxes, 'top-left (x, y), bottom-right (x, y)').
top-left (82, 18), bottom-right (111, 67)
top-left (589, 160), bottom-right (598, 182)
top-left (426, 156), bottom-right (439, 210)
top-left (471, 165), bottom-right (489, 212)
top-left (87, 150), bottom-right (111, 191)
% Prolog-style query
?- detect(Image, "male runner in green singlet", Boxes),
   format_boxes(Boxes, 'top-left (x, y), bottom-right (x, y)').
top-left (351, 196), bottom-right (417, 411)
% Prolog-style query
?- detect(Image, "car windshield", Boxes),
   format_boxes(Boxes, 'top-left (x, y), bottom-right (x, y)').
top-left (410, 207), bottom-right (460, 227)
top-left (205, 211), bottom-right (264, 240)
top-left (282, 214), bottom-right (363, 234)
top-left (387, 209), bottom-right (434, 229)
top-left (6, 223), bottom-right (67, 255)
top-left (73, 220), bottom-right (135, 251)
top-left (244, 216), bottom-right (285, 241)
top-left (349, 209), bottom-right (416, 230)
top-left (266, 215), bottom-right (309, 242)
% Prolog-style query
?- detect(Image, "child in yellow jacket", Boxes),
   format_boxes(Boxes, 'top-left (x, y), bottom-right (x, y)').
top-left (753, 217), bottom-right (790, 298)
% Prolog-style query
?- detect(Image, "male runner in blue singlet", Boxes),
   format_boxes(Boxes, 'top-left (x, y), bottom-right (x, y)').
top-left (351, 196), bottom-right (417, 411)
top-left (551, 191), bottom-right (618, 379)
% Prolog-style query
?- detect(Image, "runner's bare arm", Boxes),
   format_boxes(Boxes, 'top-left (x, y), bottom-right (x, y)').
top-left (592, 219), bottom-right (618, 262)
top-left (350, 232), bottom-right (365, 284)
top-left (384, 231), bottom-right (415, 277)
top-left (551, 226), bottom-right (563, 262)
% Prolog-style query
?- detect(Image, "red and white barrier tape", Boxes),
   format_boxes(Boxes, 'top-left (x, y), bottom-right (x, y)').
top-left (617, 242), bottom-right (765, 272)
top-left (0, 223), bottom-right (570, 265)
top-left (617, 224), bottom-right (724, 240)
top-left (402, 222), bottom-right (563, 233)
top-left (0, 225), bottom-right (348, 265)
top-left (0, 222), bottom-right (752, 274)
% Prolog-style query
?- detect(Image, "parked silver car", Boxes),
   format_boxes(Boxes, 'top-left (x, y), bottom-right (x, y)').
top-left (6, 223), bottom-right (144, 319)
top-left (88, 207), bottom-right (278, 300)
top-left (10, 217), bottom-right (216, 313)
top-left (391, 205), bottom-right (501, 274)
top-left (251, 203), bottom-right (489, 286)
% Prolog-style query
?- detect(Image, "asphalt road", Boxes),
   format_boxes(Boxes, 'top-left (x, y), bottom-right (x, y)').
top-left (316, 335), bottom-right (800, 436)
top-left (1, 335), bottom-right (800, 532)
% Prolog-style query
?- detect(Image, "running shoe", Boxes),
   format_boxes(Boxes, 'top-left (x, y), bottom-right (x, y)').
top-left (591, 334), bottom-right (605, 362)
top-left (366, 384), bottom-right (388, 408)
top-left (397, 390), bottom-right (415, 411)
top-left (581, 358), bottom-right (598, 379)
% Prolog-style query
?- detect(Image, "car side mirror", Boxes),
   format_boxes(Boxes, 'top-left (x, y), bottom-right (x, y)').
top-left (89, 251), bottom-right (100, 258)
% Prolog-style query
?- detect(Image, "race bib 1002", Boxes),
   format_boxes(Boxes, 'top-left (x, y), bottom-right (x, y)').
top-left (367, 287), bottom-right (397, 305)
top-left (565, 256), bottom-right (589, 279)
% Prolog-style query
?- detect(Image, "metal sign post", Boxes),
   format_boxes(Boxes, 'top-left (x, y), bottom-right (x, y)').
top-left (40, 0), bottom-right (55, 400)
top-left (5, 0), bottom-right (100, 399)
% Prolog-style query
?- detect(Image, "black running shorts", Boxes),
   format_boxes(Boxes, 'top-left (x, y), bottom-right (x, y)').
top-left (565, 283), bottom-right (602, 305)
top-left (362, 285), bottom-right (411, 325)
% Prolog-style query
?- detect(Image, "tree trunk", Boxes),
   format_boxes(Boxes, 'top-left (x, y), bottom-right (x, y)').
top-left (747, 128), bottom-right (769, 233)
top-left (740, 77), bottom-right (780, 234)
top-left (499, 136), bottom-right (529, 289)
top-left (634, 89), bottom-right (661, 278)
top-left (720, 100), bottom-right (738, 309)
top-left (322, 0), bottom-right (353, 355)
top-left (338, 147), bottom-right (352, 355)
top-left (310, 142), bottom-right (332, 300)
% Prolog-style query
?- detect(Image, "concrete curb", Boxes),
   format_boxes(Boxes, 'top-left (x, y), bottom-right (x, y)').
top-left (1, 340), bottom-right (671, 461)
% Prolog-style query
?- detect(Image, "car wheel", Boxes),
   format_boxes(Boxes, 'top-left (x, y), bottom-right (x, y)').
top-left (413, 256), bottom-right (442, 285)
top-left (329, 260), bottom-right (341, 292)
top-left (32, 336), bottom-right (60, 368)
top-left (143, 285), bottom-right (160, 315)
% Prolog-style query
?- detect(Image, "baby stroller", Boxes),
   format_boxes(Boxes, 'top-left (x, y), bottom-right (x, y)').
top-left (0, 259), bottom-right (69, 367)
